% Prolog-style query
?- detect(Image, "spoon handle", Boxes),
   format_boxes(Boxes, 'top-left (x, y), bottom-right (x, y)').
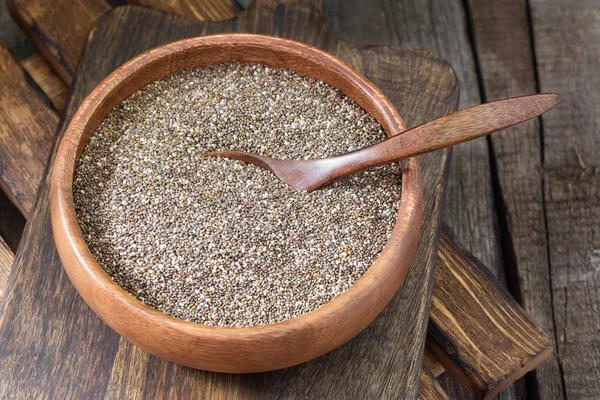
top-left (326, 93), bottom-right (560, 175)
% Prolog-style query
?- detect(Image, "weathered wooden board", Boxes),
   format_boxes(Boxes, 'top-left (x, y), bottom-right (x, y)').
top-left (430, 225), bottom-right (551, 399)
top-left (0, 235), bottom-right (13, 301)
top-left (0, 42), bottom-right (57, 218)
top-left (7, 0), bottom-right (112, 83)
top-left (21, 53), bottom-right (68, 111)
top-left (530, 0), bottom-right (600, 398)
top-left (419, 366), bottom-right (450, 400)
top-left (0, 3), bottom-right (457, 398)
top-left (466, 1), bottom-right (565, 399)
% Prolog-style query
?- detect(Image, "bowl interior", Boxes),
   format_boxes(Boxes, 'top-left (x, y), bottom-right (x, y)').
top-left (62, 34), bottom-right (417, 325)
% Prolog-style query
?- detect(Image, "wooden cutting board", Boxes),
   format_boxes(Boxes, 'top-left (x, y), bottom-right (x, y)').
top-left (0, 3), bottom-right (458, 398)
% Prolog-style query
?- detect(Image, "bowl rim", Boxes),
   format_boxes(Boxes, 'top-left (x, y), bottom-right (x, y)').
top-left (50, 33), bottom-right (423, 370)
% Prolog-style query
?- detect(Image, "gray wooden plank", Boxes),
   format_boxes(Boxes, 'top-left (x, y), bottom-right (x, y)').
top-left (530, 0), bottom-right (600, 398)
top-left (466, 0), bottom-right (566, 398)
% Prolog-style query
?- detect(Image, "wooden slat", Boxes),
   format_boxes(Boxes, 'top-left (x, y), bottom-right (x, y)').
top-left (0, 3), bottom-right (456, 398)
top-left (7, 0), bottom-right (111, 83)
top-left (419, 366), bottom-right (450, 400)
top-left (466, 1), bottom-right (565, 399)
top-left (0, 42), bottom-right (58, 218)
top-left (529, 0), bottom-right (600, 398)
top-left (423, 349), bottom-right (445, 378)
top-left (126, 0), bottom-right (243, 21)
top-left (21, 53), bottom-right (68, 111)
top-left (429, 225), bottom-right (552, 399)
top-left (0, 235), bottom-right (14, 301)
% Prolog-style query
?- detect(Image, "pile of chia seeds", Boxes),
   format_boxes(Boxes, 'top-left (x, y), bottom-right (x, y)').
top-left (73, 63), bottom-right (402, 327)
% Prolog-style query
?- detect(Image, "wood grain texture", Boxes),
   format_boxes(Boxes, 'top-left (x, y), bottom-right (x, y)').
top-left (419, 366), bottom-right (450, 400)
top-left (7, 0), bottom-right (111, 83)
top-left (0, 42), bottom-right (57, 218)
top-left (127, 0), bottom-right (243, 21)
top-left (530, 0), bottom-right (600, 398)
top-left (21, 53), bottom-right (68, 111)
top-left (466, 1), bottom-right (566, 398)
top-left (0, 3), bottom-right (457, 398)
top-left (0, 235), bottom-right (13, 301)
top-left (51, 33), bottom-right (424, 373)
top-left (429, 225), bottom-right (552, 399)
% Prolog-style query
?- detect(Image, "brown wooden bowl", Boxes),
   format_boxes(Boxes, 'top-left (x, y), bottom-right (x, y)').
top-left (50, 34), bottom-right (424, 373)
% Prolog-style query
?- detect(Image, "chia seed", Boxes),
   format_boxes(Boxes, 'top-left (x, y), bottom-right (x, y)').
top-left (73, 63), bottom-right (402, 327)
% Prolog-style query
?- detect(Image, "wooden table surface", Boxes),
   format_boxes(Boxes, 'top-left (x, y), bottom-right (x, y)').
top-left (0, 0), bottom-right (599, 399)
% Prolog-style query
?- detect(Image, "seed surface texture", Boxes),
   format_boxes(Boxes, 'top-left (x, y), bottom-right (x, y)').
top-left (74, 63), bottom-right (402, 327)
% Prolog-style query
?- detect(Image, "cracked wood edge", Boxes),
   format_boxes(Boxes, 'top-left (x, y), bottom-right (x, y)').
top-left (0, 235), bottom-right (13, 302)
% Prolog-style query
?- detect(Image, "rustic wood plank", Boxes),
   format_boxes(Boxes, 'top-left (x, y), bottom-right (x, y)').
top-left (0, 235), bottom-right (13, 301)
top-left (0, 42), bottom-right (57, 218)
top-left (126, 0), bottom-right (243, 21)
top-left (7, 0), bottom-right (111, 83)
top-left (21, 53), bottom-right (68, 111)
top-left (419, 366), bottom-right (450, 400)
top-left (429, 225), bottom-right (552, 399)
top-left (529, 0), bottom-right (600, 398)
top-left (7, 0), bottom-right (245, 84)
top-left (466, 1), bottom-right (565, 398)
top-left (0, 3), bottom-right (456, 398)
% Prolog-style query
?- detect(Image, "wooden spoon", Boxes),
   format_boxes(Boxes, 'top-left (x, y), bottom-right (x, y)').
top-left (206, 93), bottom-right (561, 192)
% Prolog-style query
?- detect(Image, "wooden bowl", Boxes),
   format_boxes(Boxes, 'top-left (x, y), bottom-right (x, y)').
top-left (50, 34), bottom-right (423, 373)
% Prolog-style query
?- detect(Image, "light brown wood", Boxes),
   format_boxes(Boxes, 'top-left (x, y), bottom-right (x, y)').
top-left (21, 53), bottom-right (68, 111)
top-left (0, 235), bottom-right (13, 301)
top-left (0, 41), bottom-right (58, 218)
top-left (50, 33), bottom-right (424, 373)
top-left (209, 94), bottom-right (560, 192)
top-left (429, 226), bottom-right (554, 399)
top-left (423, 349), bottom-right (445, 378)
top-left (127, 0), bottom-right (242, 21)
top-left (419, 365), bottom-right (450, 400)
top-left (7, 0), bottom-right (111, 83)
